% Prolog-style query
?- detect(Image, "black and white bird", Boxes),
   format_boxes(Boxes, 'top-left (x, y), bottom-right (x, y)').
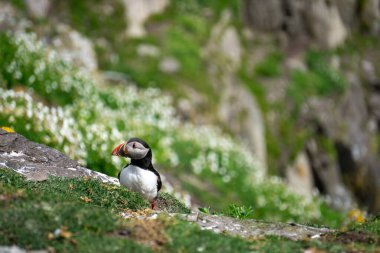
top-left (111, 138), bottom-right (162, 209)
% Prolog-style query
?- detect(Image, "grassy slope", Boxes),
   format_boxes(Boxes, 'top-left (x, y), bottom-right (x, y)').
top-left (1, 169), bottom-right (379, 252)
top-left (0, 169), bottom-right (251, 252)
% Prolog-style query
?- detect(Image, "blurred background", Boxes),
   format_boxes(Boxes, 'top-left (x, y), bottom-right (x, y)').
top-left (1, 0), bottom-right (379, 226)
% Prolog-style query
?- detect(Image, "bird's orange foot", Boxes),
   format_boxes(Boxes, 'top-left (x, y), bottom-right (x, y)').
top-left (150, 200), bottom-right (158, 210)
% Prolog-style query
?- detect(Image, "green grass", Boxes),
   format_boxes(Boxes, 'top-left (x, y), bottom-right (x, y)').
top-left (288, 50), bottom-right (347, 113)
top-left (0, 168), bottom-right (251, 252)
top-left (349, 215), bottom-right (380, 236)
top-left (0, 169), bottom-right (152, 252)
top-left (255, 51), bottom-right (284, 77)
top-left (224, 204), bottom-right (254, 219)
top-left (251, 216), bottom-right (380, 253)
top-left (166, 220), bottom-right (252, 253)
top-left (1, 169), bottom-right (378, 252)
top-left (0, 168), bottom-right (188, 213)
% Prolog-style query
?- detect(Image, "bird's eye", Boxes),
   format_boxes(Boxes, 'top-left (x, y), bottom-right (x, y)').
top-left (132, 143), bottom-right (136, 149)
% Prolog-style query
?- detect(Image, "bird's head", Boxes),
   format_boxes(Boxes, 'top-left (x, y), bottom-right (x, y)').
top-left (112, 137), bottom-right (151, 160)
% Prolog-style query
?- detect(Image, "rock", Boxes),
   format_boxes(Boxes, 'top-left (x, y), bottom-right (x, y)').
top-left (205, 11), bottom-right (267, 170)
top-left (282, 0), bottom-right (308, 37)
top-left (303, 75), bottom-right (380, 212)
top-left (52, 24), bottom-right (98, 72)
top-left (335, 0), bottom-right (357, 27)
top-left (0, 129), bottom-right (118, 185)
top-left (217, 77), bottom-right (267, 170)
top-left (137, 44), bottom-right (160, 57)
top-left (25, 0), bottom-right (50, 19)
top-left (243, 0), bottom-right (283, 31)
top-left (219, 26), bottom-right (242, 70)
top-left (306, 138), bottom-right (355, 210)
top-left (207, 11), bottom-right (242, 71)
top-left (0, 246), bottom-right (47, 253)
top-left (122, 0), bottom-right (168, 37)
top-left (286, 152), bottom-right (314, 198)
top-left (120, 210), bottom-right (333, 240)
top-left (191, 213), bottom-right (332, 240)
top-left (305, 0), bottom-right (347, 49)
top-left (159, 57), bottom-right (180, 74)
top-left (176, 88), bottom-right (209, 124)
top-left (0, 2), bottom-right (31, 32)
top-left (243, 0), bottom-right (349, 48)
top-left (362, 0), bottom-right (380, 34)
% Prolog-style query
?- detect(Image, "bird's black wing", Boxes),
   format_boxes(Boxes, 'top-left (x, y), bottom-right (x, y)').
top-left (118, 163), bottom-right (129, 181)
top-left (157, 173), bottom-right (162, 192)
top-left (149, 164), bottom-right (162, 192)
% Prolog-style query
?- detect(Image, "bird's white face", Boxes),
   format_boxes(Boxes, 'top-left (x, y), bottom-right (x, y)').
top-left (112, 140), bottom-right (150, 159)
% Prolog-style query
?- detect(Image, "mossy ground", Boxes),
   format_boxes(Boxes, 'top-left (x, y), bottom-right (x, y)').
top-left (0, 169), bottom-right (251, 252)
top-left (1, 169), bottom-right (379, 252)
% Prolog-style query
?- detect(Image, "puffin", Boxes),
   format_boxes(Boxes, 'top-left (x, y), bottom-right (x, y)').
top-left (112, 137), bottom-right (162, 210)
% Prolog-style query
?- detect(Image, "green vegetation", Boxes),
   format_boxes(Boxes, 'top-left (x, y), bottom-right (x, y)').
top-left (0, 31), bottom-right (346, 225)
top-left (225, 204), bottom-right (254, 219)
top-left (166, 220), bottom-right (252, 252)
top-left (0, 168), bottom-right (152, 252)
top-left (157, 192), bottom-right (190, 214)
top-left (1, 169), bottom-right (378, 252)
top-left (288, 50), bottom-right (347, 113)
top-left (349, 215), bottom-right (380, 236)
top-left (0, 169), bottom-right (251, 252)
top-left (255, 51), bottom-right (284, 78)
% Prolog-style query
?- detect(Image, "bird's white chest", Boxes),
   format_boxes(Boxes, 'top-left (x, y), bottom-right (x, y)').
top-left (119, 165), bottom-right (158, 201)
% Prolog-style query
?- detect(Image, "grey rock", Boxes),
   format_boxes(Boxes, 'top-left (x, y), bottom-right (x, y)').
top-left (335, 0), bottom-right (357, 27)
top-left (0, 129), bottom-right (118, 185)
top-left (205, 11), bottom-right (267, 170)
top-left (159, 57), bottom-right (180, 74)
top-left (243, 0), bottom-right (349, 48)
top-left (306, 138), bottom-right (355, 211)
top-left (192, 213), bottom-right (332, 240)
top-left (125, 211), bottom-right (333, 240)
top-left (137, 44), bottom-right (160, 57)
top-left (0, 246), bottom-right (47, 253)
top-left (122, 0), bottom-right (168, 37)
top-left (303, 74), bottom-right (380, 212)
top-left (25, 0), bottom-right (50, 19)
top-left (0, 2), bottom-right (31, 32)
top-left (243, 0), bottom-right (283, 31)
top-left (304, 0), bottom-right (347, 49)
top-left (286, 152), bottom-right (314, 198)
top-left (362, 0), bottom-right (380, 34)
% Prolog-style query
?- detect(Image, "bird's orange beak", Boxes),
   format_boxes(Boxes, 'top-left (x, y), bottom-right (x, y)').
top-left (112, 143), bottom-right (126, 156)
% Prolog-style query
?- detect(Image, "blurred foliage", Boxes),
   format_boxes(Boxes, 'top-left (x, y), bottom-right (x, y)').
top-left (255, 51), bottom-right (284, 77)
top-left (349, 215), bottom-right (380, 236)
top-left (225, 204), bottom-right (254, 219)
top-left (288, 50), bottom-right (347, 113)
top-left (1, 0), bottom-right (363, 228)
top-left (0, 31), bottom-right (347, 226)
